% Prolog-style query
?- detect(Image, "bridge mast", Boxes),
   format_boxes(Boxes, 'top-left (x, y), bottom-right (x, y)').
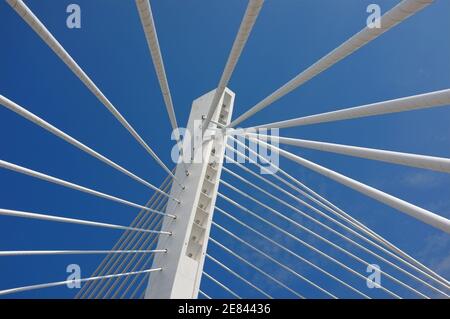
top-left (145, 88), bottom-right (235, 298)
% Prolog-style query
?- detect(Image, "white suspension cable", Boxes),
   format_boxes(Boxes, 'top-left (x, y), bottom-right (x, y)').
top-left (91, 230), bottom-right (160, 299)
top-left (224, 156), bottom-right (450, 296)
top-left (0, 208), bottom-right (170, 235)
top-left (198, 289), bottom-right (211, 299)
top-left (0, 95), bottom-right (179, 203)
top-left (0, 268), bottom-right (162, 297)
top-left (217, 192), bottom-right (401, 299)
top-left (115, 234), bottom-right (162, 299)
top-left (105, 197), bottom-right (170, 299)
top-left (136, 0), bottom-right (179, 133)
top-left (202, 271), bottom-right (241, 299)
top-left (218, 192), bottom-right (412, 298)
top-left (229, 135), bottom-right (392, 233)
top-left (135, 0), bottom-right (189, 174)
top-left (99, 186), bottom-right (172, 300)
top-left (6, 0), bottom-right (182, 187)
top-left (87, 198), bottom-right (166, 299)
top-left (244, 133), bottom-right (450, 173)
top-left (76, 175), bottom-right (172, 299)
top-left (0, 159), bottom-right (175, 218)
top-left (215, 206), bottom-right (369, 299)
top-left (250, 88), bottom-right (450, 129)
top-left (76, 181), bottom-right (170, 299)
top-left (115, 226), bottom-right (163, 299)
top-left (94, 183), bottom-right (172, 299)
top-left (101, 218), bottom-right (164, 299)
top-left (228, 0), bottom-right (434, 127)
top-left (227, 137), bottom-right (395, 243)
top-left (249, 137), bottom-right (450, 234)
top-left (210, 238), bottom-right (305, 299)
top-left (209, 119), bottom-right (226, 128)
top-left (227, 136), bottom-right (450, 287)
top-left (203, 0), bottom-right (264, 132)
top-left (0, 250), bottom-right (166, 257)
top-left (220, 179), bottom-right (430, 298)
top-left (89, 213), bottom-right (164, 299)
top-left (123, 230), bottom-right (164, 299)
top-left (206, 253), bottom-right (273, 299)
top-left (222, 168), bottom-right (447, 297)
top-left (129, 272), bottom-right (150, 299)
top-left (213, 221), bottom-right (338, 299)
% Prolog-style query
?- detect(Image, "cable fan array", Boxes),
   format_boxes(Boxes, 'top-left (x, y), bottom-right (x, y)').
top-left (0, 0), bottom-right (449, 298)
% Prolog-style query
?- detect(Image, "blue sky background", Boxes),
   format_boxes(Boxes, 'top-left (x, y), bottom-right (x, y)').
top-left (0, 0), bottom-right (449, 298)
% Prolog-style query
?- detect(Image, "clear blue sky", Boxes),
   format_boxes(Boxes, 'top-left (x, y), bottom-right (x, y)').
top-left (0, 0), bottom-right (449, 298)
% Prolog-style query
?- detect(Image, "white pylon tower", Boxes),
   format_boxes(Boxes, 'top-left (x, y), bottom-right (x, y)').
top-left (145, 88), bottom-right (235, 298)
top-left (2, 0), bottom-right (450, 300)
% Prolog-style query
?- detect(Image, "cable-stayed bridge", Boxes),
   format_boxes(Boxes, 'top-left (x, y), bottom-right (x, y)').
top-left (0, 0), bottom-right (449, 299)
